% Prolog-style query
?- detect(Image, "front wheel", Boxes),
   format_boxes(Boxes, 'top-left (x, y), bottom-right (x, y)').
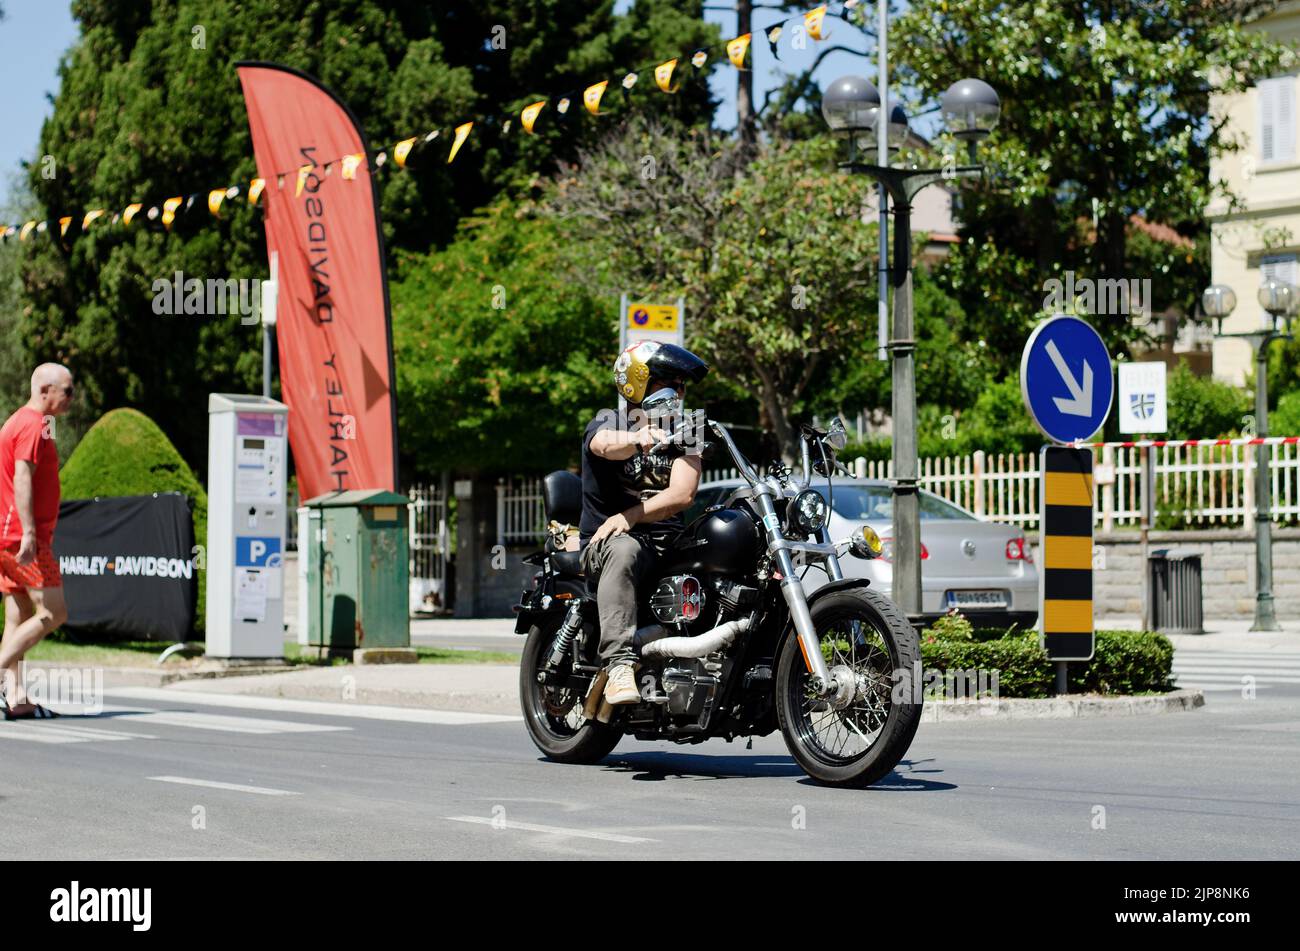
top-left (775, 586), bottom-right (922, 787)
top-left (519, 622), bottom-right (621, 764)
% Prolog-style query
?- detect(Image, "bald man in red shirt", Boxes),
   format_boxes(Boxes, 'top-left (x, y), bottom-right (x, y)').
top-left (0, 364), bottom-right (74, 719)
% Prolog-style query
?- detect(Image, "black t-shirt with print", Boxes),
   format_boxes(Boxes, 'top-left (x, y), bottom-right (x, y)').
top-left (579, 408), bottom-right (683, 548)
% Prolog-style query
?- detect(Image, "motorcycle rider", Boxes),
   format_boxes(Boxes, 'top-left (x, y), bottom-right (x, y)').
top-left (579, 341), bottom-right (709, 705)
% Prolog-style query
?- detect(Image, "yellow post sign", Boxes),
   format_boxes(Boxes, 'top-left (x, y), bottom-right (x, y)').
top-left (1039, 446), bottom-right (1095, 661)
top-left (625, 302), bottom-right (679, 333)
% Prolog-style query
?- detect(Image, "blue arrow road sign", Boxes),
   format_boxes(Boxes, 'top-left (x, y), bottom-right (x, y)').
top-left (1020, 315), bottom-right (1114, 444)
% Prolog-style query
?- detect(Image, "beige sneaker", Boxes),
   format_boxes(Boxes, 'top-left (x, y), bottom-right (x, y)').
top-left (603, 663), bottom-right (641, 705)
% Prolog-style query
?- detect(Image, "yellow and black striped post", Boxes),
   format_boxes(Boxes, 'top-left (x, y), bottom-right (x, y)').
top-left (1040, 446), bottom-right (1095, 662)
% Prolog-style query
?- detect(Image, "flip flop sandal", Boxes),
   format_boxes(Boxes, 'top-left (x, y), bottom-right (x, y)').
top-left (3, 703), bottom-right (59, 721)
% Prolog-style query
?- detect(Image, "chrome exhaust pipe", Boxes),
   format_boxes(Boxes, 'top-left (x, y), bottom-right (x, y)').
top-left (639, 616), bottom-right (752, 659)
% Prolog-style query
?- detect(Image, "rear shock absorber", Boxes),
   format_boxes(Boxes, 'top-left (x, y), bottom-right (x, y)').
top-left (539, 601), bottom-right (584, 682)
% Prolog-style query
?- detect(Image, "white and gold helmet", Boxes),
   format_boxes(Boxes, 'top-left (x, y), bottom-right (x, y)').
top-left (613, 341), bottom-right (709, 404)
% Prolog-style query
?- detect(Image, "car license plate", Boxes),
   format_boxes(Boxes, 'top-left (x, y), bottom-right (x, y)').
top-left (945, 590), bottom-right (1008, 610)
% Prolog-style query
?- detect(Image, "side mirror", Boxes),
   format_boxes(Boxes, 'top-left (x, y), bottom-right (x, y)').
top-left (824, 416), bottom-right (849, 452)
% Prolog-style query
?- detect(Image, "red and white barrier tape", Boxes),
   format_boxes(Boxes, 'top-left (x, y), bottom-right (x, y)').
top-left (1081, 436), bottom-right (1300, 449)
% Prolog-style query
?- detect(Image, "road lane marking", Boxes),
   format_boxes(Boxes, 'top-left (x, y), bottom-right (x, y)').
top-left (105, 687), bottom-right (522, 725)
top-left (148, 776), bottom-right (300, 796)
top-left (445, 816), bottom-right (655, 844)
top-left (107, 708), bottom-right (350, 734)
top-left (0, 726), bottom-right (127, 744)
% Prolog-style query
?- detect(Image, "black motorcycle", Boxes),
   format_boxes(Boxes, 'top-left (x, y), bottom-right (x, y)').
top-left (513, 415), bottom-right (921, 787)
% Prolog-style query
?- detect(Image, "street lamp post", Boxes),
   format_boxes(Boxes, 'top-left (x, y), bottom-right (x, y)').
top-left (1201, 280), bottom-right (1297, 632)
top-left (823, 76), bottom-right (999, 622)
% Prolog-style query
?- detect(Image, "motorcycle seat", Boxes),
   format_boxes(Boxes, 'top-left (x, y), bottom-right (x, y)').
top-left (550, 549), bottom-right (584, 578)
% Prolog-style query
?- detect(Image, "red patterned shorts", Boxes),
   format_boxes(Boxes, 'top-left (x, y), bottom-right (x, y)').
top-left (0, 540), bottom-right (62, 594)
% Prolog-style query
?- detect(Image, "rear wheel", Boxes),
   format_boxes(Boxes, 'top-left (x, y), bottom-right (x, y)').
top-left (519, 621), bottom-right (620, 764)
top-left (775, 586), bottom-right (922, 787)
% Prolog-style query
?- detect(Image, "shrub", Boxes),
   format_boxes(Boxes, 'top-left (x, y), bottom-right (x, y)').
top-left (920, 626), bottom-right (1175, 698)
top-left (928, 610), bottom-right (975, 641)
top-left (1272, 390), bottom-right (1300, 438)
top-left (60, 408), bottom-right (207, 632)
top-left (1166, 362), bottom-right (1250, 438)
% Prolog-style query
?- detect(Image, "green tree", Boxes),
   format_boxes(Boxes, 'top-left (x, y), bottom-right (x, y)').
top-left (894, 0), bottom-right (1290, 371)
top-left (20, 0), bottom-right (718, 473)
top-left (1165, 362), bottom-right (1251, 438)
top-left (552, 122), bottom-right (897, 459)
top-left (1, 171), bottom-right (34, 417)
top-left (389, 202), bottom-right (609, 475)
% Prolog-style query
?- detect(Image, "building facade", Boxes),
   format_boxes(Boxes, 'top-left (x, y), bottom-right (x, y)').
top-left (1207, 1), bottom-right (1300, 385)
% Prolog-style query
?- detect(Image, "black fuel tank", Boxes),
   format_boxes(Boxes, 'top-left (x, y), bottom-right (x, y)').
top-left (660, 505), bottom-right (761, 576)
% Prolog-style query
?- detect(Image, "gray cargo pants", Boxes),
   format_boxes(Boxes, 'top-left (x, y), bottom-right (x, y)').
top-left (580, 532), bottom-right (671, 665)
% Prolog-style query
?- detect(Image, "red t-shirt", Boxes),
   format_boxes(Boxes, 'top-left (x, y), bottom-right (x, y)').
top-left (0, 406), bottom-right (61, 545)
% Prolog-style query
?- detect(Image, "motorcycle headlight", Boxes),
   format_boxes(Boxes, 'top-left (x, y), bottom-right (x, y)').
top-left (849, 525), bottom-right (884, 559)
top-left (789, 489), bottom-right (828, 535)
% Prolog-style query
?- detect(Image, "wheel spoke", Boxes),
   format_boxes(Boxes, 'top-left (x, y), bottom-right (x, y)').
top-left (791, 606), bottom-right (901, 767)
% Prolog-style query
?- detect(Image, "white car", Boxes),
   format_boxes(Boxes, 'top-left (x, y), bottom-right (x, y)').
top-left (689, 477), bottom-right (1039, 630)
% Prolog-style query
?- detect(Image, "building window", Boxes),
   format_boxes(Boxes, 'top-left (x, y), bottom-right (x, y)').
top-left (1259, 77), bottom-right (1295, 164)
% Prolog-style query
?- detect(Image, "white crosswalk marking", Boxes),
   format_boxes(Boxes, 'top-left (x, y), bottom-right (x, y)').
top-left (1172, 650), bottom-right (1300, 693)
top-left (0, 705), bottom-right (348, 744)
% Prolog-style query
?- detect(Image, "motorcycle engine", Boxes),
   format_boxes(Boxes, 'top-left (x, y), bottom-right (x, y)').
top-left (650, 574), bottom-right (704, 624)
top-left (662, 661), bottom-right (718, 718)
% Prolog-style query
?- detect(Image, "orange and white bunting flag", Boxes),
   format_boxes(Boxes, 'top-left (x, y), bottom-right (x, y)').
top-left (295, 164), bottom-right (312, 197)
top-left (161, 196), bottom-right (183, 230)
top-left (557, 96), bottom-right (572, 115)
top-left (805, 5), bottom-right (829, 40)
top-left (447, 121), bottom-right (473, 164)
top-left (727, 33), bottom-right (752, 69)
top-left (654, 59), bottom-right (678, 93)
top-left (394, 136), bottom-right (417, 168)
top-left (691, 49), bottom-right (708, 68)
top-left (341, 154), bottom-right (364, 180)
top-left (248, 178), bottom-right (266, 204)
top-left (59, 216), bottom-right (72, 237)
top-left (19, 221), bottom-right (36, 241)
top-left (207, 189), bottom-right (227, 217)
top-left (583, 80), bottom-right (608, 115)
top-left (82, 209), bottom-right (104, 230)
top-left (521, 100), bottom-right (546, 134)
top-left (122, 203), bottom-right (143, 226)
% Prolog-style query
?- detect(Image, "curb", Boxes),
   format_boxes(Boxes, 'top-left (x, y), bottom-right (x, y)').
top-left (24, 661), bottom-right (299, 689)
top-left (921, 688), bottom-right (1205, 722)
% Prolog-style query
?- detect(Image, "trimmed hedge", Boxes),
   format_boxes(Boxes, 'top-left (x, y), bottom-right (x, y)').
top-left (920, 627), bottom-right (1176, 699)
top-left (60, 408), bottom-right (207, 632)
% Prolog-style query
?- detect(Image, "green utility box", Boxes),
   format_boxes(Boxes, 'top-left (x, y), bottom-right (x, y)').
top-left (304, 490), bottom-right (410, 653)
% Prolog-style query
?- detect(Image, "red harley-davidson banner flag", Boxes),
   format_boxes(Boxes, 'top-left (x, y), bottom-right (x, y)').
top-left (237, 62), bottom-right (398, 499)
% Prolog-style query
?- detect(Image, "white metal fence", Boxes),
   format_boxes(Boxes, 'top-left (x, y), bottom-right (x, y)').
top-left (707, 442), bottom-right (1300, 531)
top-left (496, 475), bottom-right (547, 543)
top-left (428, 442), bottom-right (1300, 580)
top-left (408, 479), bottom-right (453, 613)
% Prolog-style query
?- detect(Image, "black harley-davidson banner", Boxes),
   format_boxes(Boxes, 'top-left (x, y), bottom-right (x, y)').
top-left (51, 493), bottom-right (197, 641)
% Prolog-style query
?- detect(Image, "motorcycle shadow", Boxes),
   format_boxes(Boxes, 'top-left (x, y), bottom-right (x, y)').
top-left (593, 752), bottom-right (957, 791)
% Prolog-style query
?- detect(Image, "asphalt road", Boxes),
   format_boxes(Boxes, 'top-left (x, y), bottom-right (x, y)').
top-left (4, 651), bottom-right (1299, 860)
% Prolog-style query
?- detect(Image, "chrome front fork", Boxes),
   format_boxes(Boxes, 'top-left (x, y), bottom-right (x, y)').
top-left (753, 491), bottom-right (837, 696)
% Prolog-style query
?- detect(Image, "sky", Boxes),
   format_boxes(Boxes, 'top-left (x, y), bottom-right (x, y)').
top-left (0, 1), bottom-right (900, 212)
top-left (0, 1), bottom-right (78, 212)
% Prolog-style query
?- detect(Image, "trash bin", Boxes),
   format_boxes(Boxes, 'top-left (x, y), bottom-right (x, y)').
top-left (304, 490), bottom-right (410, 653)
top-left (1148, 548), bottom-right (1204, 635)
